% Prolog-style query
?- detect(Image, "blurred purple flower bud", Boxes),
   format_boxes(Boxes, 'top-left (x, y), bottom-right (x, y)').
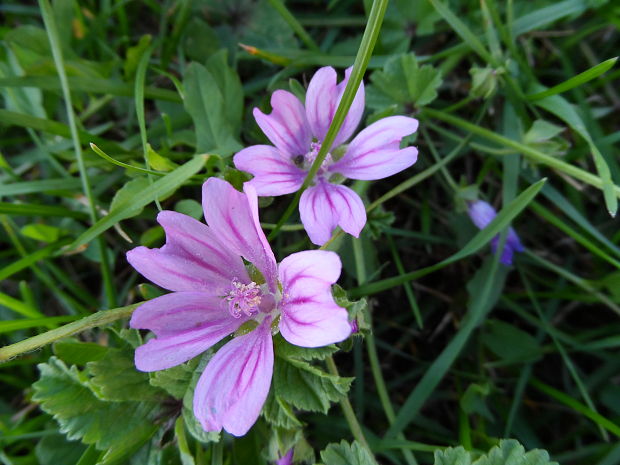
top-left (467, 200), bottom-right (524, 265)
top-left (276, 449), bottom-right (294, 465)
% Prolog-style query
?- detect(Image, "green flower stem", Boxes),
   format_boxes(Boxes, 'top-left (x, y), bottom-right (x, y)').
top-left (422, 107), bottom-right (620, 199)
top-left (267, 0), bottom-right (320, 52)
top-left (352, 239), bottom-right (418, 465)
top-left (0, 303), bottom-right (141, 363)
top-left (268, 0), bottom-right (389, 241)
top-left (325, 355), bottom-right (372, 453)
top-left (39, 0), bottom-right (116, 307)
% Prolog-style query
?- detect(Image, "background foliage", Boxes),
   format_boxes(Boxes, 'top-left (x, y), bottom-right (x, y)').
top-left (1, 0), bottom-right (619, 464)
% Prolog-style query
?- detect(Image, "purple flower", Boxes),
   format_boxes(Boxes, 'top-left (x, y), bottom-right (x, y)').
top-left (234, 66), bottom-right (419, 245)
top-left (467, 200), bottom-right (524, 265)
top-left (276, 449), bottom-right (294, 465)
top-left (127, 178), bottom-right (351, 436)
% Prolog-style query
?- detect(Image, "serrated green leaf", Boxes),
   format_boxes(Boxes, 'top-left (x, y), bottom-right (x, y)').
top-left (87, 347), bottom-right (163, 402)
top-left (320, 440), bottom-right (378, 465)
top-left (150, 359), bottom-right (197, 399)
top-left (274, 334), bottom-right (338, 361)
top-left (434, 446), bottom-right (472, 465)
top-left (370, 53), bottom-right (442, 109)
top-left (263, 390), bottom-right (303, 429)
top-left (474, 440), bottom-right (558, 465)
top-left (434, 441), bottom-right (558, 465)
top-left (32, 357), bottom-right (159, 458)
top-left (273, 358), bottom-right (352, 414)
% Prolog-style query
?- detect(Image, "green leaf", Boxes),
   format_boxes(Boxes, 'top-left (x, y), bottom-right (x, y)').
top-left (20, 223), bottom-right (62, 243)
top-left (53, 340), bottom-right (108, 365)
top-left (273, 357), bottom-right (352, 414)
top-left (69, 154), bottom-right (206, 251)
top-left (370, 53), bottom-right (442, 109)
top-left (434, 446), bottom-right (471, 465)
top-left (35, 434), bottom-right (87, 465)
top-left (460, 383), bottom-right (494, 421)
top-left (262, 390), bottom-right (303, 429)
top-left (174, 199), bottom-right (203, 220)
top-left (320, 440), bottom-right (378, 465)
top-left (146, 143), bottom-right (179, 172)
top-left (32, 357), bottom-right (159, 462)
top-left (527, 57), bottom-right (617, 100)
top-left (532, 89), bottom-right (617, 216)
top-left (124, 34), bottom-right (152, 79)
top-left (474, 440), bottom-right (558, 465)
top-left (482, 320), bottom-right (541, 362)
top-left (87, 347), bottom-right (163, 402)
top-left (470, 66), bottom-right (503, 100)
top-left (183, 53), bottom-right (243, 156)
top-left (274, 334), bottom-right (338, 361)
top-left (434, 441), bottom-right (558, 465)
top-left (149, 360), bottom-right (196, 400)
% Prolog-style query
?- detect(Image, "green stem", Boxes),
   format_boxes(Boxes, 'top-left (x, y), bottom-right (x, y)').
top-left (0, 303), bottom-right (140, 362)
top-left (422, 107), bottom-right (620, 199)
top-left (39, 0), bottom-right (116, 306)
top-left (325, 356), bottom-right (372, 452)
top-left (268, 0), bottom-right (389, 240)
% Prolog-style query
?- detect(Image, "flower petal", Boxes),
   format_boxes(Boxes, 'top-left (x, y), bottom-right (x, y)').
top-left (299, 181), bottom-right (366, 245)
top-left (127, 211), bottom-right (247, 292)
top-left (278, 250), bottom-right (350, 347)
top-left (193, 318), bottom-right (274, 436)
top-left (234, 145), bottom-right (305, 196)
top-left (253, 90), bottom-right (311, 156)
top-left (332, 67), bottom-right (365, 147)
top-left (306, 67), bottom-right (338, 142)
top-left (202, 178), bottom-right (278, 291)
top-left (130, 292), bottom-right (245, 371)
top-left (330, 116), bottom-right (419, 180)
top-left (305, 66), bottom-right (365, 146)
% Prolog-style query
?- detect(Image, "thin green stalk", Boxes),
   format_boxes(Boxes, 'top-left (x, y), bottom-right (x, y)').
top-left (423, 107), bottom-right (620, 200)
top-left (530, 378), bottom-right (620, 438)
top-left (267, 0), bottom-right (320, 52)
top-left (0, 303), bottom-right (141, 362)
top-left (268, 0), bottom-right (389, 240)
top-left (524, 250), bottom-right (620, 316)
top-left (325, 356), bottom-right (372, 452)
top-left (352, 239), bottom-right (418, 465)
top-left (39, 0), bottom-right (116, 306)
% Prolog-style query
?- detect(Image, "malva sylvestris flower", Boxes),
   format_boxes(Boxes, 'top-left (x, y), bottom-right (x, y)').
top-left (467, 199), bottom-right (524, 265)
top-left (234, 66), bottom-right (419, 245)
top-left (126, 178), bottom-right (351, 436)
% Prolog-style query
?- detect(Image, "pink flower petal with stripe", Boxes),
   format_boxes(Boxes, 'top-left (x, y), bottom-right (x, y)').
top-left (193, 318), bottom-right (274, 436)
top-left (299, 180), bottom-right (366, 245)
top-left (278, 250), bottom-right (351, 347)
top-left (130, 292), bottom-right (246, 371)
top-left (305, 66), bottom-right (364, 145)
top-left (126, 211), bottom-right (247, 292)
top-left (202, 178), bottom-right (278, 291)
top-left (253, 90), bottom-right (311, 156)
top-left (234, 145), bottom-right (305, 196)
top-left (330, 116), bottom-right (419, 180)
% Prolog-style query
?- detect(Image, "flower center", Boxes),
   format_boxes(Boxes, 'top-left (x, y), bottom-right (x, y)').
top-left (225, 278), bottom-right (263, 318)
top-left (294, 141), bottom-right (333, 175)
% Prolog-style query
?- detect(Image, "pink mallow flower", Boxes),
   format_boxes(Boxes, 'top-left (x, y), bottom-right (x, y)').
top-left (127, 178), bottom-right (351, 436)
top-left (276, 449), bottom-right (294, 465)
top-left (234, 66), bottom-right (419, 245)
top-left (467, 200), bottom-right (524, 265)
